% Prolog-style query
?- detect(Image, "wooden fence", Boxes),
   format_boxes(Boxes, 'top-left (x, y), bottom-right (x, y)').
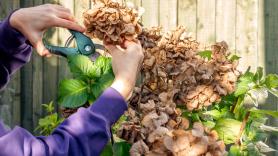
top-left (0, 0), bottom-right (278, 152)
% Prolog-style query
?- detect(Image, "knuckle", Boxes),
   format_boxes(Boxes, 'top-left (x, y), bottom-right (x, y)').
top-left (65, 8), bottom-right (71, 13)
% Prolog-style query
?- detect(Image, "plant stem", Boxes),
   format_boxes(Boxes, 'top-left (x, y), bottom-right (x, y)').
top-left (231, 97), bottom-right (239, 113)
top-left (236, 111), bottom-right (250, 145)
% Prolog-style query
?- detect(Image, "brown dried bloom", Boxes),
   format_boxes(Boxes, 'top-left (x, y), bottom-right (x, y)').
top-left (83, 0), bottom-right (143, 44)
top-left (117, 26), bottom-right (239, 155)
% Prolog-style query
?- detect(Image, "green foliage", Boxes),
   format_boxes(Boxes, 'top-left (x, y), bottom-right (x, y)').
top-left (35, 102), bottom-right (64, 136)
top-left (101, 141), bottom-right (131, 156)
top-left (228, 54), bottom-right (241, 62)
top-left (198, 50), bottom-right (212, 60)
top-left (265, 74), bottom-right (278, 89)
top-left (213, 118), bottom-right (242, 144)
top-left (58, 79), bottom-right (88, 108)
top-left (249, 108), bottom-right (278, 118)
top-left (228, 145), bottom-right (244, 156)
top-left (182, 67), bottom-right (278, 155)
top-left (58, 55), bottom-right (114, 108)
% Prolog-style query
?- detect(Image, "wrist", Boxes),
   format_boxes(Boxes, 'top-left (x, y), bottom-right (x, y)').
top-left (10, 9), bottom-right (24, 32)
top-left (111, 78), bottom-right (135, 100)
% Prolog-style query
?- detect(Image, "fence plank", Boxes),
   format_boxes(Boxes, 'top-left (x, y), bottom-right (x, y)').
top-left (141, 0), bottom-right (159, 28)
top-left (10, 0), bottom-right (21, 129)
top-left (257, 0), bottom-right (265, 70)
top-left (197, 0), bottom-right (216, 46)
top-left (57, 0), bottom-right (74, 83)
top-left (216, 0), bottom-right (236, 51)
top-left (236, 0), bottom-right (258, 72)
top-left (178, 0), bottom-right (197, 38)
top-left (0, 0), bottom-right (21, 130)
top-left (159, 0), bottom-right (177, 31)
top-left (20, 0), bottom-right (34, 132)
top-left (125, 0), bottom-right (141, 7)
top-left (264, 0), bottom-right (278, 153)
top-left (43, 0), bottom-right (59, 112)
top-left (32, 0), bottom-right (44, 132)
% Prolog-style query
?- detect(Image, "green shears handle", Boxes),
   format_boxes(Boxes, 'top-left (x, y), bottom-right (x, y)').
top-left (44, 29), bottom-right (96, 57)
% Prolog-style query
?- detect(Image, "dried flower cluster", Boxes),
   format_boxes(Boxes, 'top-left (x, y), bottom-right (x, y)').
top-left (139, 26), bottom-right (240, 110)
top-left (116, 26), bottom-right (239, 155)
top-left (83, 0), bottom-right (143, 44)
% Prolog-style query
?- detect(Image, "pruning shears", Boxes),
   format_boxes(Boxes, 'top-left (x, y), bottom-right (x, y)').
top-left (44, 29), bottom-right (104, 60)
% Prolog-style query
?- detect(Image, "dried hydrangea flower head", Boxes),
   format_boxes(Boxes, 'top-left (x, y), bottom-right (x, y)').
top-left (83, 0), bottom-right (143, 44)
top-left (138, 26), bottom-right (240, 111)
top-left (116, 26), bottom-right (239, 155)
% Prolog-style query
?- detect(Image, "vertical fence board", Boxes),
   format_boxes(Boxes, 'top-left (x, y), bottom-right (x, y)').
top-left (75, 0), bottom-right (90, 28)
top-left (0, 0), bottom-right (21, 129)
top-left (216, 0), bottom-right (236, 51)
top-left (57, 0), bottom-right (74, 83)
top-left (125, 0), bottom-right (141, 7)
top-left (178, 0), bottom-right (197, 38)
top-left (20, 0), bottom-right (34, 132)
top-left (197, 0), bottom-right (216, 46)
top-left (11, 0), bottom-right (21, 129)
top-left (32, 0), bottom-right (44, 131)
top-left (257, 0), bottom-right (265, 70)
top-left (159, 0), bottom-right (177, 31)
top-left (264, 0), bottom-right (278, 153)
top-left (43, 0), bottom-right (59, 113)
top-left (236, 0), bottom-right (258, 72)
top-left (142, 0), bottom-right (159, 28)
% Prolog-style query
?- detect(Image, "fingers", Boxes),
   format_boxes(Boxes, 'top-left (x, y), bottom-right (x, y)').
top-left (56, 10), bottom-right (76, 22)
top-left (35, 40), bottom-right (52, 57)
top-left (52, 4), bottom-right (71, 13)
top-left (53, 18), bottom-right (85, 32)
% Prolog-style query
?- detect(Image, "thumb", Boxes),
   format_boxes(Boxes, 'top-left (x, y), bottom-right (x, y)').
top-left (104, 44), bottom-right (120, 56)
top-left (29, 32), bottom-right (52, 57)
top-left (35, 40), bottom-right (52, 57)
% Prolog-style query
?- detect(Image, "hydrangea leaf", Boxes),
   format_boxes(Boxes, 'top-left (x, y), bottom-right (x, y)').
top-left (58, 79), bottom-right (88, 108)
top-left (198, 50), bottom-right (212, 60)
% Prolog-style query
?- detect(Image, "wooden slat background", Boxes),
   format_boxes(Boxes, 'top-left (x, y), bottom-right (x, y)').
top-left (0, 0), bottom-right (277, 153)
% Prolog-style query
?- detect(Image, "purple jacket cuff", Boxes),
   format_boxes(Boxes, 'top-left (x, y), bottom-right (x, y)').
top-left (0, 11), bottom-right (29, 54)
top-left (90, 87), bottom-right (127, 125)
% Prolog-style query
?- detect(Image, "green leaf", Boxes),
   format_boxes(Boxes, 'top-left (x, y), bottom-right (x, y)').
top-left (202, 110), bottom-right (222, 120)
top-left (58, 79), bottom-right (88, 108)
top-left (95, 56), bottom-right (112, 74)
top-left (249, 108), bottom-right (278, 118)
top-left (253, 67), bottom-right (263, 82)
top-left (228, 145), bottom-right (242, 156)
top-left (213, 118), bottom-right (242, 144)
top-left (35, 113), bottom-right (64, 136)
top-left (233, 95), bottom-right (246, 120)
top-left (266, 88), bottom-right (278, 98)
top-left (42, 101), bottom-right (54, 113)
top-left (228, 54), bottom-right (241, 62)
top-left (113, 115), bottom-right (127, 133)
top-left (113, 142), bottom-right (131, 156)
top-left (259, 125), bottom-right (278, 133)
top-left (198, 50), bottom-right (212, 60)
top-left (265, 74), bottom-right (278, 89)
top-left (68, 55), bottom-right (95, 78)
top-left (235, 71), bottom-right (255, 97)
top-left (92, 72), bottom-right (114, 98)
top-left (202, 121), bottom-right (215, 129)
top-left (101, 143), bottom-right (113, 156)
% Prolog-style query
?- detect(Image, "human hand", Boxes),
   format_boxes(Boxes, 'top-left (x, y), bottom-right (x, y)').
top-left (10, 4), bottom-right (85, 57)
top-left (105, 41), bottom-right (144, 100)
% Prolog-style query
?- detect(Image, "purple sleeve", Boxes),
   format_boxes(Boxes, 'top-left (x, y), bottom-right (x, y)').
top-left (0, 12), bottom-right (32, 90)
top-left (0, 87), bottom-right (127, 156)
